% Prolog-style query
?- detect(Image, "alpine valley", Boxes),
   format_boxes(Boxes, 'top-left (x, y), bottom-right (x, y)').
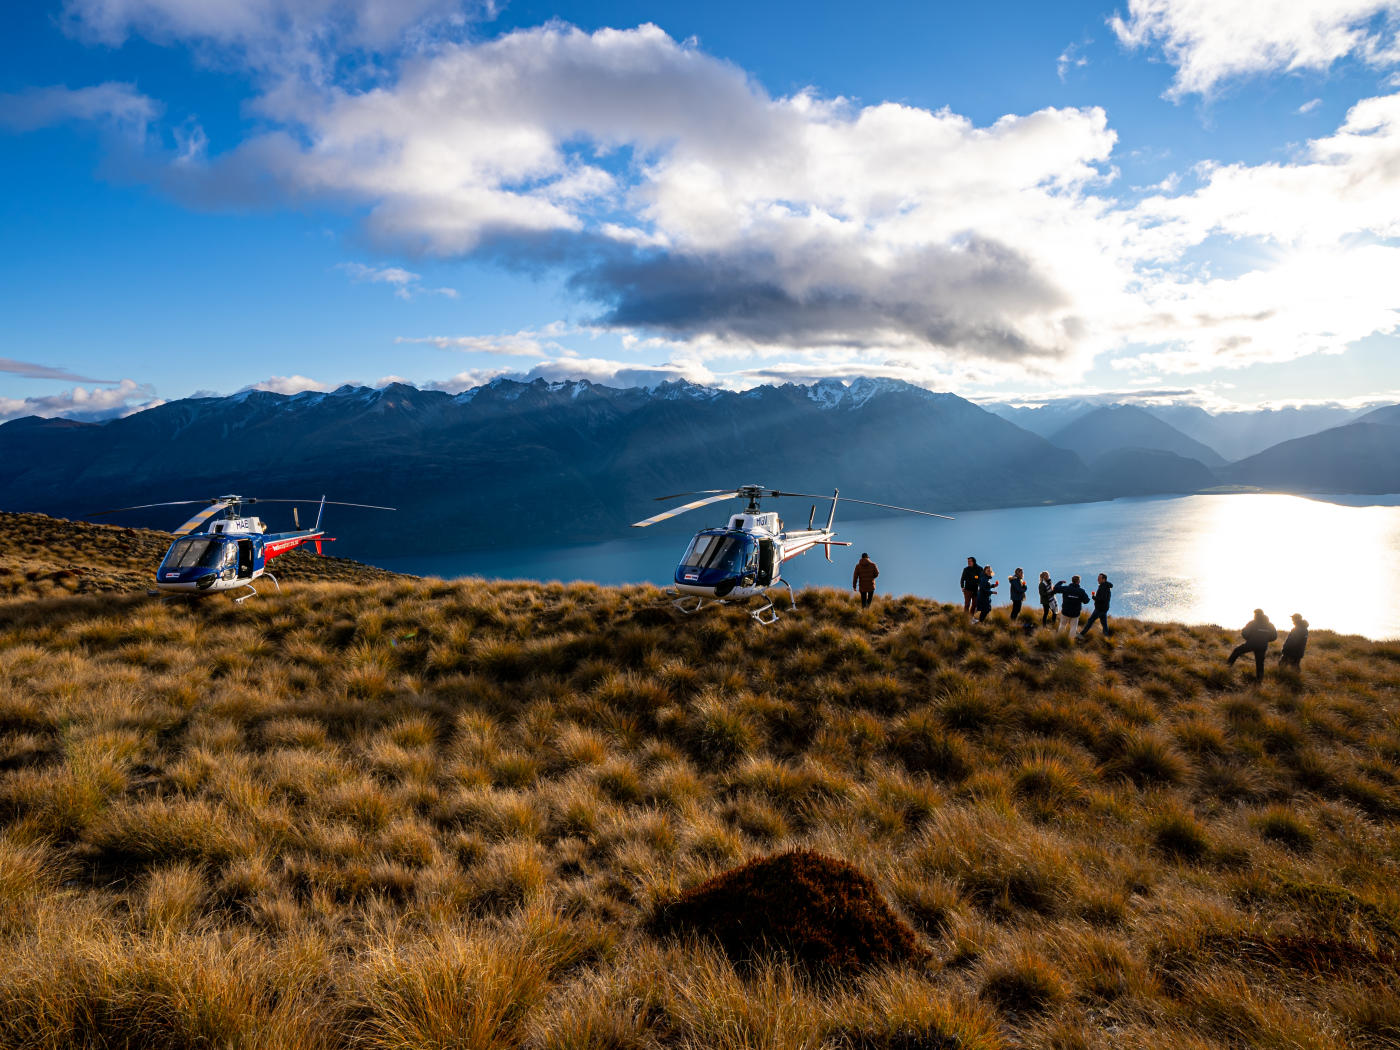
top-left (1, 377), bottom-right (1396, 559)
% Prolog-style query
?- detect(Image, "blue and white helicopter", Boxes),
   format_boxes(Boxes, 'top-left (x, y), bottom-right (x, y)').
top-left (89, 494), bottom-right (393, 602)
top-left (632, 485), bottom-right (951, 623)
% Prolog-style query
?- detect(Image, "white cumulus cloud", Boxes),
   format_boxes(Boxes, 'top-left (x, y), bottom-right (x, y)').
top-left (161, 23), bottom-right (1123, 374)
top-left (1106, 90), bottom-right (1400, 371)
top-left (242, 374), bottom-right (330, 394)
top-left (1110, 0), bottom-right (1400, 99)
top-left (0, 379), bottom-right (162, 422)
top-left (423, 355), bottom-right (721, 393)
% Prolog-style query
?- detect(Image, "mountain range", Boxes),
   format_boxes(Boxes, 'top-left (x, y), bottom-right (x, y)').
top-left (1, 377), bottom-right (1395, 559)
top-left (989, 398), bottom-right (1375, 462)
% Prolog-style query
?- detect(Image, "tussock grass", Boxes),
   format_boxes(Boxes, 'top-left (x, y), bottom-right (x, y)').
top-left (0, 512), bottom-right (1398, 1046)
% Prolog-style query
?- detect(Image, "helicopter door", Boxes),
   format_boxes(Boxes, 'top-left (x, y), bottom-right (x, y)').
top-left (757, 539), bottom-right (775, 585)
top-left (236, 539), bottom-right (254, 578)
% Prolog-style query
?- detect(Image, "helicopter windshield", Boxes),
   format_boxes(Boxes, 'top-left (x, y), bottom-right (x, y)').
top-left (680, 533), bottom-right (748, 576)
top-left (163, 537), bottom-right (232, 571)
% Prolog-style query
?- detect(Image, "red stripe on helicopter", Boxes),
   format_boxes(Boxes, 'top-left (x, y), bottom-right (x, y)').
top-left (263, 534), bottom-right (323, 559)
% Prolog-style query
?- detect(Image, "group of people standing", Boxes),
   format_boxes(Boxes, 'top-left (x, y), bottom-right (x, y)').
top-left (851, 551), bottom-right (1311, 681)
top-left (959, 557), bottom-right (1113, 638)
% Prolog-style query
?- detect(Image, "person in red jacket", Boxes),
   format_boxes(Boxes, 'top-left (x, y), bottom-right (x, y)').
top-left (852, 552), bottom-right (880, 608)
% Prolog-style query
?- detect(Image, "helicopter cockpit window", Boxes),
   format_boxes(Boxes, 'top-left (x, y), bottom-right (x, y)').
top-left (164, 538), bottom-right (232, 570)
top-left (681, 533), bottom-right (748, 575)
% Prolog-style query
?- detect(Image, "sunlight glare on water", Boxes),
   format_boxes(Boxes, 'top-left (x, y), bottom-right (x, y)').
top-left (1121, 494), bottom-right (1400, 640)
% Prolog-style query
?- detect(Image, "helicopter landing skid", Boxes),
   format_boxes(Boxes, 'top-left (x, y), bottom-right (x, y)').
top-left (667, 580), bottom-right (797, 624)
top-left (669, 593), bottom-right (711, 615)
top-left (233, 572), bottom-right (281, 604)
top-left (749, 580), bottom-right (797, 625)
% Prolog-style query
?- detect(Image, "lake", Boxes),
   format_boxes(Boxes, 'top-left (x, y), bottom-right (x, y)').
top-left (373, 493), bottom-right (1400, 641)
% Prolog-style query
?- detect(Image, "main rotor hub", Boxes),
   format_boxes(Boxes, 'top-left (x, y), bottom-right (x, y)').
top-left (737, 484), bottom-right (766, 512)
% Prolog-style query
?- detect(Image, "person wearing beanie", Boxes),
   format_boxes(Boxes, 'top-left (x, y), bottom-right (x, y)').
top-left (1280, 613), bottom-right (1309, 670)
top-left (974, 564), bottom-right (999, 623)
top-left (1008, 567), bottom-right (1028, 624)
top-left (1038, 570), bottom-right (1058, 627)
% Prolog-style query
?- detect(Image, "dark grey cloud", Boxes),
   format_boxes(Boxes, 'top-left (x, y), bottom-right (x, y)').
top-left (0, 357), bottom-right (116, 383)
top-left (567, 235), bottom-right (1077, 361)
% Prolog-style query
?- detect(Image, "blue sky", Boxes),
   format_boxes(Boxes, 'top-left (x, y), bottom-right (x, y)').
top-left (3, 0), bottom-right (1399, 420)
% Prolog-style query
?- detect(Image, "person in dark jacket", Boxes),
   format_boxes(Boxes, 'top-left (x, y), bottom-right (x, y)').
top-left (1008, 567), bottom-right (1027, 623)
top-left (960, 556), bottom-right (981, 618)
top-left (1080, 573), bottom-right (1113, 636)
top-left (1279, 613), bottom-right (1309, 670)
top-left (974, 564), bottom-right (998, 623)
top-left (852, 552), bottom-right (880, 609)
top-left (1227, 609), bottom-right (1277, 682)
top-left (1038, 571), bottom-right (1057, 626)
top-left (1052, 575), bottom-right (1089, 634)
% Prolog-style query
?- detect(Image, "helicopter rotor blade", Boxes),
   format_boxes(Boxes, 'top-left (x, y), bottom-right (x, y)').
top-left (652, 489), bottom-right (733, 501)
top-left (769, 490), bottom-right (954, 520)
top-left (252, 499), bottom-right (397, 510)
top-left (632, 491), bottom-right (739, 528)
top-left (86, 499), bottom-right (224, 517)
top-left (172, 505), bottom-right (229, 536)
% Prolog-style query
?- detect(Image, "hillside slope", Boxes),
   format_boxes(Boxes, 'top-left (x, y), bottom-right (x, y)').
top-left (0, 517), bottom-right (1397, 1049)
top-left (1223, 422), bottom-right (1400, 493)
top-left (1084, 447), bottom-right (1219, 496)
top-left (1049, 405), bottom-right (1226, 469)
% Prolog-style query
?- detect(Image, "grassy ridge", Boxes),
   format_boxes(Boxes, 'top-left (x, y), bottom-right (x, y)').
top-left (1, 514), bottom-right (1399, 1048)
top-left (0, 510), bottom-right (404, 599)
